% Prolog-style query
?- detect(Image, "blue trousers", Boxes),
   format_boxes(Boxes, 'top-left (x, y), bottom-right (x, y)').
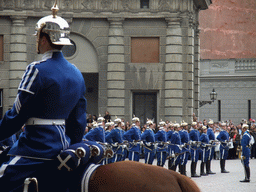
top-left (220, 146), bottom-right (229, 160)
top-left (128, 151), bottom-right (140, 161)
top-left (144, 152), bottom-right (155, 164)
top-left (156, 151), bottom-right (167, 167)
top-left (190, 148), bottom-right (199, 162)
top-left (0, 156), bottom-right (68, 192)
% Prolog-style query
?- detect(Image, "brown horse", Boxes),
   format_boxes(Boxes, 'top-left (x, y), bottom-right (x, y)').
top-left (88, 161), bottom-right (201, 192)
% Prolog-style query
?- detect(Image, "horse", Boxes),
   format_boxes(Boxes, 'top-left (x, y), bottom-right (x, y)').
top-left (88, 161), bottom-right (200, 192)
top-left (21, 141), bottom-right (201, 192)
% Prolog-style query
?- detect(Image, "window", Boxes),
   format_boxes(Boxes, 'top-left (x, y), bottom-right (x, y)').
top-left (0, 35), bottom-right (3, 61)
top-left (140, 0), bottom-right (149, 9)
top-left (248, 100), bottom-right (251, 120)
top-left (218, 100), bottom-right (221, 121)
top-left (0, 89), bottom-right (2, 119)
top-left (131, 37), bottom-right (159, 63)
top-left (62, 39), bottom-right (76, 58)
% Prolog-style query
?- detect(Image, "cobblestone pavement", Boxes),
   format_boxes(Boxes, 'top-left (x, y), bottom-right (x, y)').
top-left (139, 158), bottom-right (256, 192)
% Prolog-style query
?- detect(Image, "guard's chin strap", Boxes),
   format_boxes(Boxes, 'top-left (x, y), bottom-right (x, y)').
top-left (36, 24), bottom-right (46, 54)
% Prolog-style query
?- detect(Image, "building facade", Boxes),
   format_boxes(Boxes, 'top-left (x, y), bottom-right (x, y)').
top-left (200, 59), bottom-right (256, 125)
top-left (0, 0), bottom-right (211, 125)
top-left (198, 0), bottom-right (256, 124)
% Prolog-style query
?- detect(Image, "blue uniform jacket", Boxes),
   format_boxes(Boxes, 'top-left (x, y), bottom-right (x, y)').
top-left (123, 126), bottom-right (141, 152)
top-left (207, 128), bottom-right (215, 141)
top-left (141, 128), bottom-right (155, 153)
top-left (84, 126), bottom-right (105, 143)
top-left (200, 133), bottom-right (209, 149)
top-left (155, 129), bottom-right (167, 152)
top-left (180, 130), bottom-right (190, 151)
top-left (106, 128), bottom-right (124, 154)
top-left (170, 131), bottom-right (181, 153)
top-left (217, 130), bottom-right (230, 149)
top-left (241, 131), bottom-right (251, 157)
top-left (0, 51), bottom-right (87, 160)
top-left (189, 129), bottom-right (200, 149)
top-left (0, 134), bottom-right (17, 149)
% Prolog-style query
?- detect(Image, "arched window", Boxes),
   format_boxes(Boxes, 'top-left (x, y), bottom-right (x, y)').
top-left (140, 0), bottom-right (149, 9)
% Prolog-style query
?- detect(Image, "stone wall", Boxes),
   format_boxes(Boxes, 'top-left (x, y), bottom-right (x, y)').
top-left (199, 0), bottom-right (256, 59)
top-left (200, 59), bottom-right (256, 125)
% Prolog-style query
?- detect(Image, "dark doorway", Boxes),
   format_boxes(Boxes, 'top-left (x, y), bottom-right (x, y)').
top-left (82, 73), bottom-right (98, 118)
top-left (0, 89), bottom-right (2, 119)
top-left (133, 92), bottom-right (157, 126)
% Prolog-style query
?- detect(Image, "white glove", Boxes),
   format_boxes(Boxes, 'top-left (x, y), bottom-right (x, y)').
top-left (112, 142), bottom-right (118, 147)
top-left (146, 142), bottom-right (151, 147)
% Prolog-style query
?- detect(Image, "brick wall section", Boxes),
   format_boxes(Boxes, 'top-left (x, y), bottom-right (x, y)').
top-left (199, 0), bottom-right (256, 59)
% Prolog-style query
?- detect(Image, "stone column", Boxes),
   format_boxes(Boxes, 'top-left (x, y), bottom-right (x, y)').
top-left (165, 16), bottom-right (183, 122)
top-left (181, 12), bottom-right (195, 123)
top-left (193, 11), bottom-right (200, 118)
top-left (9, 16), bottom-right (27, 107)
top-left (107, 17), bottom-right (125, 119)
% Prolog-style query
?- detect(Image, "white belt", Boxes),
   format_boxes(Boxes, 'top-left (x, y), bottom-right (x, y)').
top-left (25, 118), bottom-right (65, 126)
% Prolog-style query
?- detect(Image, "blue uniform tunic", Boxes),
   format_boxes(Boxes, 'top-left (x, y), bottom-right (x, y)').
top-left (106, 127), bottom-right (123, 163)
top-left (170, 131), bottom-right (181, 166)
top-left (141, 128), bottom-right (156, 164)
top-left (189, 129), bottom-right (200, 162)
top-left (180, 129), bottom-right (190, 166)
top-left (199, 133), bottom-right (210, 162)
top-left (123, 125), bottom-right (141, 161)
top-left (0, 50), bottom-right (87, 191)
top-left (207, 128), bottom-right (215, 161)
top-left (155, 128), bottom-right (167, 166)
top-left (217, 130), bottom-right (230, 160)
top-left (166, 130), bottom-right (173, 155)
top-left (241, 131), bottom-right (251, 167)
top-left (84, 125), bottom-right (105, 143)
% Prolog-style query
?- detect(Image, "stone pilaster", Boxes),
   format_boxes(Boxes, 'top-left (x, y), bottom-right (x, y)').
top-left (180, 12), bottom-right (195, 123)
top-left (193, 11), bottom-right (200, 118)
top-left (9, 16), bottom-right (27, 107)
top-left (107, 17), bottom-right (125, 119)
top-left (165, 16), bottom-right (183, 122)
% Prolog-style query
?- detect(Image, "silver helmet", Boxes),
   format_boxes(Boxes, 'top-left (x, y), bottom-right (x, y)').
top-left (34, 2), bottom-right (72, 51)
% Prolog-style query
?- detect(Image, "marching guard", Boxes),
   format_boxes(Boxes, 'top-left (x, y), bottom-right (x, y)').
top-left (189, 122), bottom-right (201, 177)
top-left (217, 122), bottom-right (230, 173)
top-left (179, 121), bottom-right (190, 176)
top-left (155, 120), bottom-right (168, 167)
top-left (240, 124), bottom-right (252, 182)
top-left (199, 126), bottom-right (210, 176)
top-left (105, 117), bottom-right (124, 163)
top-left (141, 119), bottom-right (156, 164)
top-left (169, 122), bottom-right (181, 171)
top-left (123, 116), bottom-right (141, 161)
top-left (206, 119), bottom-right (216, 174)
top-left (84, 115), bottom-right (105, 143)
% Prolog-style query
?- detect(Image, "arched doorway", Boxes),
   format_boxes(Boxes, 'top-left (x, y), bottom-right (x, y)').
top-left (63, 33), bottom-right (99, 117)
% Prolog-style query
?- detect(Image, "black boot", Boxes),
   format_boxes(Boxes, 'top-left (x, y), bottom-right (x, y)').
top-left (191, 162), bottom-right (200, 177)
top-left (220, 159), bottom-right (229, 173)
top-left (179, 164), bottom-right (182, 174)
top-left (240, 166), bottom-right (250, 182)
top-left (183, 164), bottom-right (187, 176)
top-left (206, 160), bottom-right (216, 174)
top-left (200, 162), bottom-right (207, 176)
top-left (180, 164), bottom-right (186, 175)
top-left (168, 159), bottom-right (172, 170)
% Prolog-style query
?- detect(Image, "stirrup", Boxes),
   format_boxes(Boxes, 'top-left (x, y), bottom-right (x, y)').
top-left (23, 177), bottom-right (39, 192)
